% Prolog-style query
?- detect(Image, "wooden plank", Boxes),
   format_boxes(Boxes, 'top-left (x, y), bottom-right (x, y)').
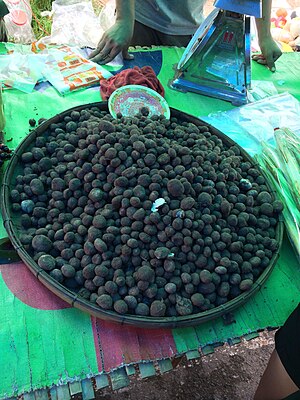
top-left (23, 393), bottom-right (35, 400)
top-left (158, 359), bottom-right (173, 374)
top-left (49, 386), bottom-right (58, 400)
top-left (125, 365), bottom-right (136, 376)
top-left (69, 381), bottom-right (82, 396)
top-left (110, 367), bottom-right (130, 391)
top-left (81, 378), bottom-right (95, 400)
top-left (139, 362), bottom-right (156, 379)
top-left (95, 374), bottom-right (109, 390)
top-left (186, 350), bottom-right (200, 360)
top-left (50, 385), bottom-right (70, 400)
top-left (34, 389), bottom-right (49, 400)
top-left (213, 342), bottom-right (224, 349)
top-left (228, 337), bottom-right (241, 346)
top-left (201, 345), bottom-right (215, 356)
top-left (244, 332), bottom-right (259, 341)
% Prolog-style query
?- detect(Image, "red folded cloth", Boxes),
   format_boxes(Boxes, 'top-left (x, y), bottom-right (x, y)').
top-left (100, 66), bottom-right (165, 100)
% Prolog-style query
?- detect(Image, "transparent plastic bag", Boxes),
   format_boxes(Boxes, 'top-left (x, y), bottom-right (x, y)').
top-left (34, 0), bottom-right (121, 66)
top-left (3, 0), bottom-right (35, 44)
top-left (202, 92), bottom-right (300, 155)
top-left (247, 80), bottom-right (278, 102)
top-left (99, 0), bottom-right (115, 30)
top-left (0, 53), bottom-right (45, 92)
top-left (48, 0), bottom-right (103, 48)
top-left (256, 135), bottom-right (300, 262)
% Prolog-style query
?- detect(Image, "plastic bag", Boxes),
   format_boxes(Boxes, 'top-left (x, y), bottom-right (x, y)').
top-left (0, 43), bottom-right (113, 94)
top-left (3, 0), bottom-right (35, 44)
top-left (40, 44), bottom-right (113, 95)
top-left (98, 0), bottom-right (115, 30)
top-left (247, 80), bottom-right (278, 102)
top-left (48, 0), bottom-right (103, 48)
top-left (202, 92), bottom-right (300, 155)
top-left (255, 130), bottom-right (300, 261)
top-left (0, 53), bottom-right (45, 92)
top-left (46, 0), bottom-right (116, 48)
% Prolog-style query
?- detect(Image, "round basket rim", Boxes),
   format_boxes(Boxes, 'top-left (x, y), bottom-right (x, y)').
top-left (0, 101), bottom-right (284, 328)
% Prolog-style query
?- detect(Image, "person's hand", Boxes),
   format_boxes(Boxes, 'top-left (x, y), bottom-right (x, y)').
top-left (252, 36), bottom-right (282, 72)
top-left (89, 21), bottom-right (134, 64)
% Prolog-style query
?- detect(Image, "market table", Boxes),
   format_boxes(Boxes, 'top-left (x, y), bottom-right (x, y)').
top-left (0, 46), bottom-right (299, 400)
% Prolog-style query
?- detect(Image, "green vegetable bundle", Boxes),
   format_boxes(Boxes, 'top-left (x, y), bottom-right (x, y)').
top-left (256, 128), bottom-right (300, 260)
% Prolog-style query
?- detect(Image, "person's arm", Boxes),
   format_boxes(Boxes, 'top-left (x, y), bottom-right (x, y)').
top-left (254, 303), bottom-right (300, 399)
top-left (254, 350), bottom-right (299, 399)
top-left (253, 0), bottom-right (282, 72)
top-left (89, 0), bottom-right (135, 64)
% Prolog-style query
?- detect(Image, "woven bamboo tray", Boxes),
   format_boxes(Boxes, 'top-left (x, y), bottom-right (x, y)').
top-left (0, 101), bottom-right (284, 328)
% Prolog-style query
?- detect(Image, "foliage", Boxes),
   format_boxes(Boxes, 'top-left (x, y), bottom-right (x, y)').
top-left (30, 0), bottom-right (52, 40)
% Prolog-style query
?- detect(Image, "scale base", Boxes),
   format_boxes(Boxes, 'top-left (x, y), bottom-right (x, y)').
top-left (170, 75), bottom-right (248, 106)
top-left (170, 9), bottom-right (251, 106)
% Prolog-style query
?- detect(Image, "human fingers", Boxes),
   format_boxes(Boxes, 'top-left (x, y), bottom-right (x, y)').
top-left (252, 53), bottom-right (265, 62)
top-left (256, 58), bottom-right (267, 65)
top-left (94, 46), bottom-right (135, 64)
top-left (265, 50), bottom-right (282, 72)
top-left (89, 40), bottom-right (106, 60)
top-left (91, 44), bottom-right (122, 64)
top-left (252, 55), bottom-right (267, 65)
top-left (252, 53), bottom-right (276, 71)
top-left (267, 59), bottom-right (276, 72)
top-left (122, 49), bottom-right (134, 60)
top-left (273, 49), bottom-right (282, 63)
